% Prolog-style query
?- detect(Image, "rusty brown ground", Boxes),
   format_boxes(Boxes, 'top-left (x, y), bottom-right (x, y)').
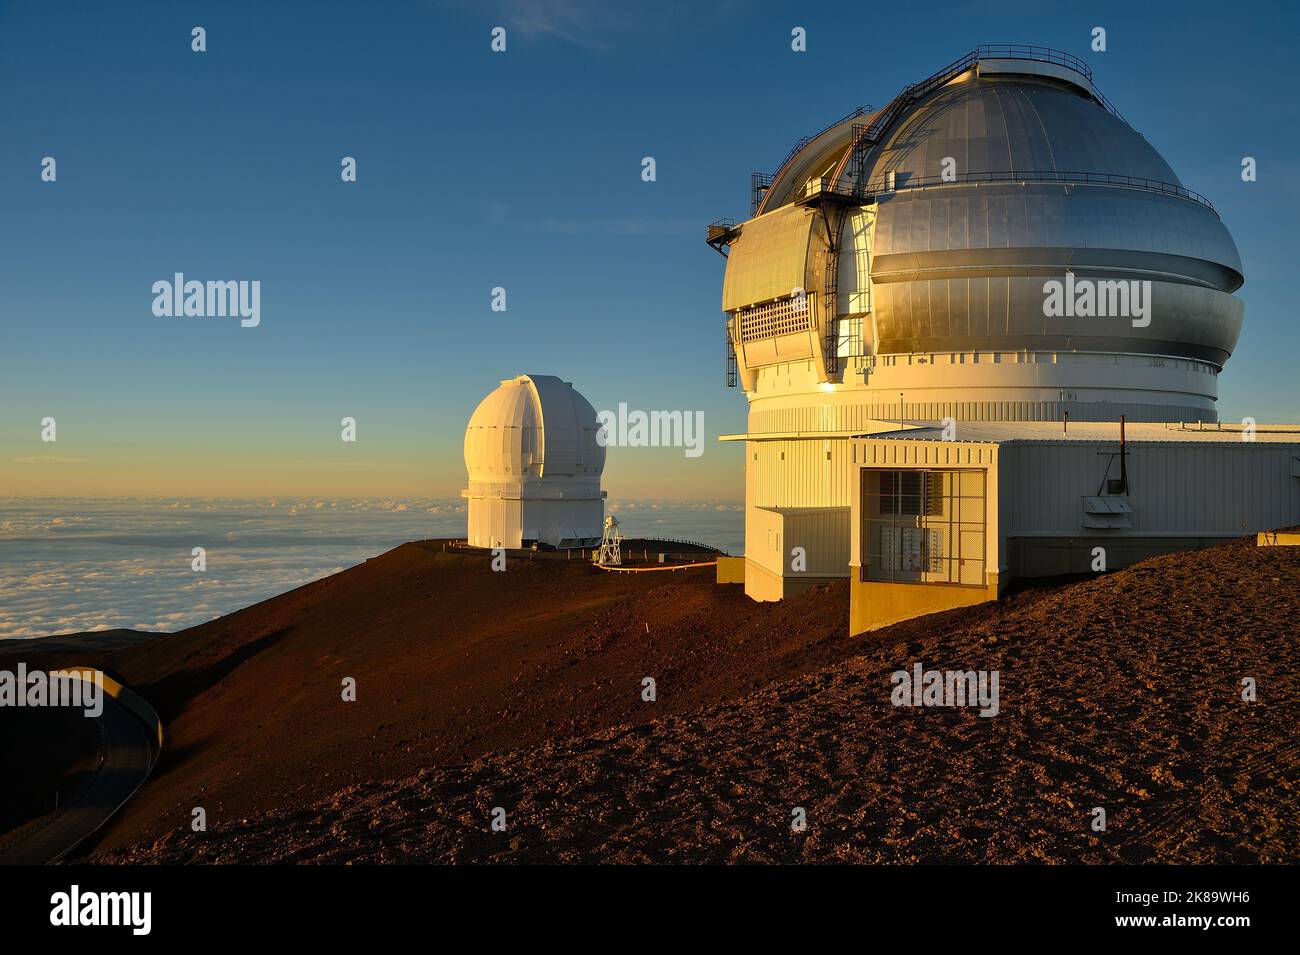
top-left (4, 537), bottom-right (1295, 863)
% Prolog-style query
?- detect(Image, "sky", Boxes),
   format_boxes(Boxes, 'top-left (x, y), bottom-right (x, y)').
top-left (1, 0), bottom-right (1297, 502)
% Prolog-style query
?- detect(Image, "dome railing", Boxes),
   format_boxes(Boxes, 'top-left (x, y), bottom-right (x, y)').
top-left (972, 44), bottom-right (1094, 80)
top-left (778, 105), bottom-right (877, 171)
top-left (802, 168), bottom-right (1218, 216)
top-left (960, 45), bottom-right (1125, 121)
top-left (752, 104), bottom-right (875, 215)
top-left (874, 45), bottom-right (1126, 133)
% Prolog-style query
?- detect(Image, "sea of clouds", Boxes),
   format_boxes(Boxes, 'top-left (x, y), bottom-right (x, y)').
top-left (0, 498), bottom-right (742, 639)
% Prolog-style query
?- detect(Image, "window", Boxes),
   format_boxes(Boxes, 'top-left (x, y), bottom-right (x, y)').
top-left (861, 468), bottom-right (986, 586)
top-left (845, 209), bottom-right (873, 316)
top-left (876, 470), bottom-right (944, 517)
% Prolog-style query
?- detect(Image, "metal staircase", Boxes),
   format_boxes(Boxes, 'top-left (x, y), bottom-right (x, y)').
top-left (752, 105), bottom-right (872, 215)
top-left (725, 320), bottom-right (738, 387)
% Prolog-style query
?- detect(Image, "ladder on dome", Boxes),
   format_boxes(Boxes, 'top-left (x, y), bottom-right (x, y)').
top-left (725, 326), bottom-right (738, 388)
top-left (752, 105), bottom-right (874, 216)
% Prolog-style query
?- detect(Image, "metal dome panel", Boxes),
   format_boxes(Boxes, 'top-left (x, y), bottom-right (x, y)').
top-left (463, 374), bottom-right (605, 484)
top-left (707, 45), bottom-right (1246, 423)
top-left (865, 75), bottom-right (1178, 187)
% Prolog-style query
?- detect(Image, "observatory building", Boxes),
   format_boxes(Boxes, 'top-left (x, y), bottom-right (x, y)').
top-left (462, 374), bottom-right (606, 549)
top-left (707, 46), bottom-right (1300, 620)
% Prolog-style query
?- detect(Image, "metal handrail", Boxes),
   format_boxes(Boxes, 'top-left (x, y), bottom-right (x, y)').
top-left (755, 105), bottom-right (875, 214)
top-left (770, 105), bottom-right (874, 178)
top-left (973, 44), bottom-right (1093, 79)
top-left (625, 536), bottom-right (728, 555)
top-left (806, 169), bottom-right (1218, 215)
top-left (854, 45), bottom-right (1125, 155)
top-left (966, 45), bottom-right (1122, 119)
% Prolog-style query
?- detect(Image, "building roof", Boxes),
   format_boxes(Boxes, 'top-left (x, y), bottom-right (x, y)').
top-left (856, 421), bottom-right (1300, 445)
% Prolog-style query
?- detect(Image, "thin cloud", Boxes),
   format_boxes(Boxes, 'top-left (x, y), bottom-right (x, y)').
top-left (438, 0), bottom-right (733, 54)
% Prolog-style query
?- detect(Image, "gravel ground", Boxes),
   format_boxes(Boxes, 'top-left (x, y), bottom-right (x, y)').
top-left (94, 537), bottom-right (1298, 864)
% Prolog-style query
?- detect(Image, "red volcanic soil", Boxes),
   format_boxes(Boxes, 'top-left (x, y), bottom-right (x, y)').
top-left (9, 537), bottom-right (1299, 863)
top-left (8, 541), bottom-right (870, 857)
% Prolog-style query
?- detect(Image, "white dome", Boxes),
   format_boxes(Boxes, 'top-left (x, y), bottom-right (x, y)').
top-left (463, 374), bottom-right (606, 484)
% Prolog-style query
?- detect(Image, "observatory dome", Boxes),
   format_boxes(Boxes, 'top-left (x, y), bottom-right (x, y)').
top-left (707, 46), bottom-right (1253, 604)
top-left (462, 375), bottom-right (605, 550)
top-left (719, 47), bottom-right (1245, 423)
top-left (464, 374), bottom-right (606, 482)
top-left (857, 76), bottom-right (1243, 365)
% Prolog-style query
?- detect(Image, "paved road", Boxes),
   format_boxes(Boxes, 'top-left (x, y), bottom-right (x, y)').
top-left (0, 695), bottom-right (154, 865)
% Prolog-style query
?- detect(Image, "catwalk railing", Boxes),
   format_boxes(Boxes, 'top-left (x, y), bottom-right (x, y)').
top-left (803, 168), bottom-right (1218, 216)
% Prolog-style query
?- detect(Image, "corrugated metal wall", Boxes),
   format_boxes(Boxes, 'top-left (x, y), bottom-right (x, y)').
top-left (746, 436), bottom-right (858, 579)
top-left (745, 504), bottom-right (852, 578)
top-left (853, 441), bottom-right (999, 469)
top-left (784, 508), bottom-right (853, 576)
top-left (750, 437), bottom-right (856, 509)
top-left (749, 398), bottom-right (1215, 432)
top-left (722, 204), bottom-right (816, 312)
top-left (1000, 442), bottom-right (1300, 535)
top-left (750, 437), bottom-right (1000, 515)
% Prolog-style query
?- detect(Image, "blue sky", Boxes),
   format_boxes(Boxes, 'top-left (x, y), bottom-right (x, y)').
top-left (1, 0), bottom-right (1296, 501)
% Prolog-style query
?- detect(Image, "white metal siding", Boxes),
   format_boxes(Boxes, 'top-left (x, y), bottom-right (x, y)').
top-left (751, 437), bottom-right (855, 509)
top-left (999, 442), bottom-right (1300, 536)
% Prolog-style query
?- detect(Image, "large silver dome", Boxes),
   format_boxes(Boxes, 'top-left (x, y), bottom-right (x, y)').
top-left (715, 47), bottom-right (1244, 423)
top-left (863, 74), bottom-right (1243, 365)
top-left (873, 77), bottom-right (1179, 183)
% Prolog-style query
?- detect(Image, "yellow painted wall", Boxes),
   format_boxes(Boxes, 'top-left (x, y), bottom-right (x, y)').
top-left (744, 557), bottom-right (785, 601)
top-left (1257, 530), bottom-right (1300, 546)
top-left (849, 575), bottom-right (1001, 636)
top-left (745, 557), bottom-right (839, 601)
top-left (716, 555), bottom-right (746, 584)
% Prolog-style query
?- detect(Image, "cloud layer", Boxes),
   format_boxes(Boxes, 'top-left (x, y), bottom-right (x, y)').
top-left (0, 498), bottom-right (742, 639)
